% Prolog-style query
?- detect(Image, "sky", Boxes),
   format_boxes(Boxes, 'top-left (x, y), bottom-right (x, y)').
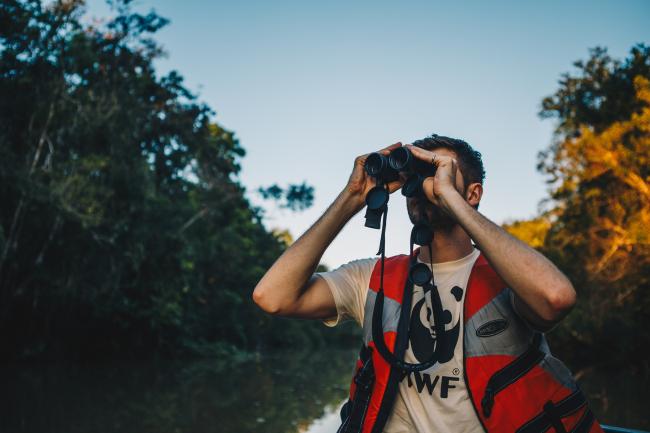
top-left (86, 0), bottom-right (649, 268)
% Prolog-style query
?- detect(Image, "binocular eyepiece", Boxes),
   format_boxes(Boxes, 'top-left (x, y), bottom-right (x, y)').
top-left (364, 146), bottom-right (436, 198)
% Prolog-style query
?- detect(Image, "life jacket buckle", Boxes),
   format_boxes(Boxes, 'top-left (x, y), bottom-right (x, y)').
top-left (543, 400), bottom-right (568, 433)
top-left (353, 360), bottom-right (375, 391)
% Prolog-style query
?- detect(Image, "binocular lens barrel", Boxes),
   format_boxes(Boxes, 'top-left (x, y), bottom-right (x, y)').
top-left (365, 153), bottom-right (387, 177)
top-left (388, 146), bottom-right (412, 171)
top-left (364, 146), bottom-right (436, 189)
top-left (365, 152), bottom-right (400, 183)
top-left (402, 175), bottom-right (422, 198)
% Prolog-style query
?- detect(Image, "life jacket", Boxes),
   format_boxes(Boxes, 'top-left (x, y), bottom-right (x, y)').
top-left (337, 250), bottom-right (603, 433)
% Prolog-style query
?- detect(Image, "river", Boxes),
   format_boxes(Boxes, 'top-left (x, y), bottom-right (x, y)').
top-left (1, 349), bottom-right (647, 432)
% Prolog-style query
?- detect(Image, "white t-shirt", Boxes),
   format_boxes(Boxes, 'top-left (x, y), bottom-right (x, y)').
top-left (316, 248), bottom-right (484, 433)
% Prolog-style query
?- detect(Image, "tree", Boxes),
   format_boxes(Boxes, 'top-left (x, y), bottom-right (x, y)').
top-left (509, 45), bottom-right (650, 365)
top-left (0, 0), bottom-right (329, 360)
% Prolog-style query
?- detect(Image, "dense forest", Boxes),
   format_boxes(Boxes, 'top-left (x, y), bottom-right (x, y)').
top-left (1, 1), bottom-right (648, 368)
top-left (505, 44), bottom-right (650, 367)
top-left (0, 0), bottom-right (355, 361)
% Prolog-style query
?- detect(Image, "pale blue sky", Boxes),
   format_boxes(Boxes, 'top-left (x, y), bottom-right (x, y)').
top-left (86, 0), bottom-right (649, 267)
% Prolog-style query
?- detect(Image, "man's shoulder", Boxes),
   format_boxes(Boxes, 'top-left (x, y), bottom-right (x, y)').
top-left (347, 256), bottom-right (380, 267)
top-left (339, 256), bottom-right (380, 272)
top-left (317, 257), bottom-right (378, 282)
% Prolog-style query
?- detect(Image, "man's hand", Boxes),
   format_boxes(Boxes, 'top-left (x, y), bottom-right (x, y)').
top-left (403, 144), bottom-right (464, 210)
top-left (345, 142), bottom-right (407, 213)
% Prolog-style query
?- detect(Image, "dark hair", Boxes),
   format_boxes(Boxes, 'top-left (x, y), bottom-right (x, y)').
top-left (412, 134), bottom-right (486, 187)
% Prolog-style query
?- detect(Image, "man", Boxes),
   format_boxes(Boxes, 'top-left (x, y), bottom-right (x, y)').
top-left (253, 135), bottom-right (601, 433)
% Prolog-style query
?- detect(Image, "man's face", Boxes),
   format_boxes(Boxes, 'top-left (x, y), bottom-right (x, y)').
top-left (406, 147), bottom-right (466, 231)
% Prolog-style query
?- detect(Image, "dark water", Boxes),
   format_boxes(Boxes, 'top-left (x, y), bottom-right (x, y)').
top-left (1, 349), bottom-right (648, 432)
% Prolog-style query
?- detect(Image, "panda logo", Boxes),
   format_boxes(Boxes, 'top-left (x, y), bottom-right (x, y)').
top-left (408, 285), bottom-right (463, 364)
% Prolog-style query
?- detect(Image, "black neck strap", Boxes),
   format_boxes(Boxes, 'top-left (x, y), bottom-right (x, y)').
top-left (370, 211), bottom-right (447, 373)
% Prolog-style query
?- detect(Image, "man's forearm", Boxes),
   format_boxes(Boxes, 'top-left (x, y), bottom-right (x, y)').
top-left (252, 189), bottom-right (362, 313)
top-left (442, 190), bottom-right (576, 324)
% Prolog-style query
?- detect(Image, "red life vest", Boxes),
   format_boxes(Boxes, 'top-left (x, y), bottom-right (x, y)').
top-left (337, 250), bottom-right (603, 433)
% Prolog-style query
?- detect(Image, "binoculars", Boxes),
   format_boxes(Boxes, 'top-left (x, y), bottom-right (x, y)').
top-left (363, 146), bottom-right (437, 229)
top-left (362, 145), bottom-right (447, 373)
top-left (365, 146), bottom-right (437, 198)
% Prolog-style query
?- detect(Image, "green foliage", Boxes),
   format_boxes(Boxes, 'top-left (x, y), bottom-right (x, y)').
top-left (258, 181), bottom-right (315, 211)
top-left (503, 216), bottom-right (551, 249)
top-left (540, 45), bottom-right (650, 137)
top-left (0, 0), bottom-right (343, 360)
top-left (532, 45), bottom-right (650, 366)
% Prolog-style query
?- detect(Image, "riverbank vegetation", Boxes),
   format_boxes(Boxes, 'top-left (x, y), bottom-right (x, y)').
top-left (0, 0), bottom-right (357, 361)
top-left (504, 45), bottom-right (650, 367)
top-left (1, 1), bottom-right (647, 366)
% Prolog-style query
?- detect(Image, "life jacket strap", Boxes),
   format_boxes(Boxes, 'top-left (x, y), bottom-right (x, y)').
top-left (337, 348), bottom-right (375, 433)
top-left (570, 407), bottom-right (595, 433)
top-left (359, 344), bottom-right (372, 363)
top-left (481, 333), bottom-right (545, 418)
top-left (516, 388), bottom-right (588, 433)
top-left (370, 220), bottom-right (447, 374)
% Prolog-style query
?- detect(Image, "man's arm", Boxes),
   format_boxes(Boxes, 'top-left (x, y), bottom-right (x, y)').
top-left (252, 142), bottom-right (405, 319)
top-left (406, 145), bottom-right (576, 330)
top-left (252, 189), bottom-right (359, 319)
top-left (446, 195), bottom-right (576, 330)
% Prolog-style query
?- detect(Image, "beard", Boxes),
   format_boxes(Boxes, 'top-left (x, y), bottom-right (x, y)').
top-left (407, 196), bottom-right (457, 231)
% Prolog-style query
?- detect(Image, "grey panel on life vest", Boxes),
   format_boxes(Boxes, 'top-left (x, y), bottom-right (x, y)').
top-left (536, 334), bottom-right (579, 390)
top-left (465, 288), bottom-right (579, 390)
top-left (362, 290), bottom-right (401, 345)
top-left (539, 353), bottom-right (579, 390)
top-left (465, 288), bottom-right (536, 358)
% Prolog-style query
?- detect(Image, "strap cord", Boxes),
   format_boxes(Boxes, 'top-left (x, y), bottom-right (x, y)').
top-left (370, 205), bottom-right (448, 373)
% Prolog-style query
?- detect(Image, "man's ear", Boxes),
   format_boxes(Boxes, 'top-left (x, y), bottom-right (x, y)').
top-left (465, 182), bottom-right (483, 208)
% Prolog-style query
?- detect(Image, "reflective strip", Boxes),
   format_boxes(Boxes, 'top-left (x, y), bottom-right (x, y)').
top-left (539, 353), bottom-right (580, 391)
top-left (362, 289), bottom-right (401, 345)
